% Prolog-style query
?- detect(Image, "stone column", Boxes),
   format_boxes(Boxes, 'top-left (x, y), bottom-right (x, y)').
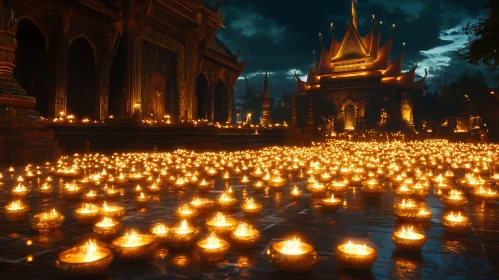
top-left (55, 11), bottom-right (71, 116)
top-left (227, 75), bottom-right (234, 124)
top-left (208, 70), bottom-right (215, 122)
top-left (99, 53), bottom-right (111, 120)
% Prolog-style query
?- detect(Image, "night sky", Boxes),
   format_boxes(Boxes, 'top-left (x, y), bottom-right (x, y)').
top-left (213, 0), bottom-right (494, 99)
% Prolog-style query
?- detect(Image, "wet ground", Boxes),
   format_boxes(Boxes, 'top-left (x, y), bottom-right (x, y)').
top-left (0, 170), bottom-right (498, 280)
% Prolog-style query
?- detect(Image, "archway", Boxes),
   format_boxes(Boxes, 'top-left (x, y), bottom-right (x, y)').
top-left (195, 73), bottom-right (209, 119)
top-left (344, 103), bottom-right (356, 130)
top-left (15, 19), bottom-right (49, 116)
top-left (67, 37), bottom-right (97, 119)
top-left (214, 79), bottom-right (227, 123)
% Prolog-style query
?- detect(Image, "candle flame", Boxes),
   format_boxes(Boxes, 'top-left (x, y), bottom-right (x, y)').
top-left (281, 237), bottom-right (302, 255)
top-left (344, 241), bottom-right (369, 255)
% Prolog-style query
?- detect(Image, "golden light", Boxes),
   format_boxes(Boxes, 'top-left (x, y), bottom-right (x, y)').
top-left (205, 212), bottom-right (238, 236)
top-left (30, 208), bottom-right (65, 233)
top-left (267, 237), bottom-right (317, 272)
top-left (74, 203), bottom-right (100, 225)
top-left (56, 239), bottom-right (113, 276)
top-left (150, 223), bottom-right (169, 243)
top-left (392, 226), bottom-right (426, 251)
top-left (111, 230), bottom-right (157, 261)
top-left (336, 241), bottom-right (377, 270)
top-left (321, 193), bottom-right (342, 210)
top-left (168, 220), bottom-right (199, 248)
top-left (3, 200), bottom-right (30, 222)
top-left (175, 204), bottom-right (197, 220)
top-left (441, 212), bottom-right (471, 234)
top-left (240, 198), bottom-right (263, 215)
top-left (230, 223), bottom-right (261, 248)
top-left (195, 232), bottom-right (230, 262)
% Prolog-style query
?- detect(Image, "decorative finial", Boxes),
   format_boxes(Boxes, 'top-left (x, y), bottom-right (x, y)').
top-left (392, 23), bottom-right (396, 28)
top-left (424, 68), bottom-right (428, 79)
top-left (330, 22), bottom-right (334, 34)
top-left (318, 32), bottom-right (323, 45)
top-left (379, 21), bottom-right (383, 25)
top-left (403, 42), bottom-right (406, 47)
top-left (372, 14), bottom-right (375, 20)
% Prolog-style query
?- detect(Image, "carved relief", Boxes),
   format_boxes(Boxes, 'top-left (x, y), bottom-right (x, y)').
top-left (142, 27), bottom-right (186, 118)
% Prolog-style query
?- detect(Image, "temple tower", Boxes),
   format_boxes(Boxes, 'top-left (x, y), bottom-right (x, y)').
top-left (260, 71), bottom-right (271, 125)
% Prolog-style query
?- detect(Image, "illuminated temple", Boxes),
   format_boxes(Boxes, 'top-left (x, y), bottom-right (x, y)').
top-left (295, 1), bottom-right (426, 133)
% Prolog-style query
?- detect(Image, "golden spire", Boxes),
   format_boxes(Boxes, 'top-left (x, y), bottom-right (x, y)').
top-left (351, 0), bottom-right (358, 30)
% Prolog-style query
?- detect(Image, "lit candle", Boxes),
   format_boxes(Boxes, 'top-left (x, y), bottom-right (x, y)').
top-left (267, 237), bottom-right (317, 272)
top-left (441, 212), bottom-right (471, 234)
top-left (472, 186), bottom-right (498, 203)
top-left (395, 184), bottom-right (415, 197)
top-left (328, 179), bottom-right (348, 194)
top-left (73, 203), bottom-right (100, 225)
top-left (189, 197), bottom-right (214, 211)
top-left (135, 192), bottom-right (151, 207)
top-left (198, 179), bottom-right (214, 192)
top-left (394, 199), bottom-right (420, 221)
top-left (103, 185), bottom-right (121, 200)
top-left (30, 208), bottom-right (65, 232)
top-left (205, 212), bottom-right (238, 236)
top-left (290, 185), bottom-right (303, 199)
top-left (168, 220), bottom-right (199, 248)
top-left (36, 182), bottom-right (53, 196)
top-left (62, 183), bottom-right (83, 200)
top-left (440, 189), bottom-right (468, 209)
top-left (252, 180), bottom-right (265, 191)
top-left (307, 181), bottom-right (326, 196)
top-left (269, 175), bottom-right (287, 190)
top-left (361, 178), bottom-right (384, 198)
top-left (335, 241), bottom-right (377, 270)
top-left (93, 217), bottom-right (122, 239)
top-left (111, 230), bottom-right (157, 261)
top-left (392, 226), bottom-right (426, 251)
top-left (82, 189), bottom-right (99, 202)
top-left (240, 198), bottom-right (263, 215)
top-left (230, 222), bottom-right (260, 248)
top-left (175, 204), bottom-right (197, 220)
top-left (195, 232), bottom-right (230, 262)
top-left (150, 223), bottom-right (169, 243)
top-left (100, 202), bottom-right (126, 220)
top-left (216, 192), bottom-right (238, 210)
top-left (56, 239), bottom-right (113, 276)
top-left (10, 183), bottom-right (30, 198)
top-left (2, 200), bottom-right (30, 222)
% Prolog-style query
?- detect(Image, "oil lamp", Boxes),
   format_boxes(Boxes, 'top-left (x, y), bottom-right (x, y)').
top-left (82, 189), bottom-right (99, 202)
top-left (412, 182), bottom-right (429, 199)
top-left (392, 226), bottom-right (426, 251)
top-left (335, 241), bottom-right (377, 270)
top-left (195, 232), bottom-right (230, 262)
top-left (173, 177), bottom-right (187, 189)
top-left (217, 192), bottom-right (238, 210)
top-left (253, 180), bottom-right (265, 191)
top-left (103, 185), bottom-right (121, 200)
top-left (3, 200), bottom-right (30, 222)
top-left (222, 171), bottom-right (231, 181)
top-left (441, 189), bottom-right (468, 209)
top-left (394, 199), bottom-right (420, 221)
top-left (133, 184), bottom-right (143, 194)
top-left (190, 197), bottom-right (214, 211)
top-left (240, 198), bottom-right (263, 215)
top-left (321, 194), bottom-right (342, 210)
top-left (111, 230), bottom-right (157, 261)
top-left (441, 212), bottom-right (471, 234)
top-left (100, 202), bottom-right (126, 220)
top-left (198, 179), bottom-right (214, 192)
top-left (147, 182), bottom-right (161, 194)
top-left (230, 223), bottom-right (260, 248)
top-left (329, 179), bottom-right (348, 194)
top-left (62, 183), bottom-right (83, 200)
top-left (267, 237), bottom-right (317, 273)
top-left (74, 203), bottom-right (100, 225)
top-left (361, 179), bottom-right (384, 198)
top-left (56, 239), bottom-right (113, 276)
top-left (240, 175), bottom-right (250, 185)
top-left (290, 185), bottom-right (303, 199)
top-left (10, 183), bottom-right (29, 198)
top-left (205, 212), bottom-right (238, 236)
top-left (471, 186), bottom-right (498, 203)
top-left (251, 167), bottom-right (264, 179)
top-left (416, 207), bottom-right (432, 223)
top-left (36, 183), bottom-right (52, 196)
top-left (319, 171), bottom-right (333, 183)
top-left (168, 220), bottom-right (200, 248)
top-left (135, 192), bottom-right (151, 207)
top-left (150, 223), bottom-right (169, 243)
top-left (307, 181), bottom-right (327, 196)
top-left (30, 208), bottom-right (65, 232)
top-left (269, 175), bottom-right (286, 190)
top-left (93, 217), bottom-right (122, 239)
top-left (175, 204), bottom-right (197, 220)
top-left (395, 184), bottom-right (415, 197)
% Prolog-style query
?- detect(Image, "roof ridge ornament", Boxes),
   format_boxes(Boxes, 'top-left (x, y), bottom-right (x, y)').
top-left (351, 0), bottom-right (358, 30)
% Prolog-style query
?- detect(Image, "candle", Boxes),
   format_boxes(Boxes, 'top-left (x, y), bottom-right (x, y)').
top-left (253, 180), bottom-right (265, 191)
top-left (2, 200), bottom-right (30, 222)
top-left (30, 208), bottom-right (65, 232)
top-left (36, 183), bottom-right (53, 196)
top-left (216, 192), bottom-right (238, 210)
top-left (361, 179), bottom-right (384, 198)
top-left (392, 226), bottom-right (426, 251)
top-left (205, 212), bottom-right (238, 236)
top-left (290, 185), bottom-right (303, 199)
top-left (100, 202), bottom-right (126, 220)
top-left (328, 179), bottom-right (348, 194)
top-left (472, 186), bottom-right (498, 203)
top-left (267, 237), bottom-right (317, 272)
top-left (307, 181), bottom-right (327, 196)
top-left (240, 198), bottom-right (263, 215)
top-left (416, 207), bottom-right (432, 223)
top-left (103, 185), bottom-right (121, 200)
top-left (135, 192), bottom-right (151, 207)
top-left (150, 223), bottom-right (169, 243)
top-left (82, 189), bottom-right (99, 202)
top-left (93, 217), bottom-right (122, 239)
top-left (62, 183), bottom-right (83, 200)
top-left (440, 189), bottom-right (468, 209)
top-left (195, 232), bottom-right (230, 262)
top-left (173, 177), bottom-right (187, 189)
top-left (168, 220), bottom-right (200, 248)
top-left (56, 240), bottom-right (113, 276)
top-left (251, 167), bottom-right (264, 178)
top-left (74, 203), bottom-right (100, 225)
top-left (175, 204), bottom-right (197, 220)
top-left (111, 230), bottom-right (157, 261)
top-left (189, 197), bottom-right (214, 211)
top-left (395, 184), bottom-right (415, 197)
top-left (412, 182), bottom-right (429, 199)
top-left (10, 183), bottom-right (30, 198)
top-left (198, 179), bottom-right (214, 192)
top-left (394, 199), bottom-right (420, 221)
top-left (269, 175), bottom-right (286, 190)
top-left (147, 182), bottom-right (161, 193)
top-left (240, 175), bottom-right (250, 185)
top-left (441, 212), bottom-right (471, 234)
top-left (319, 171), bottom-right (333, 183)
top-left (321, 193), bottom-right (342, 210)
top-left (335, 241), bottom-right (377, 270)
top-left (230, 222), bottom-right (261, 248)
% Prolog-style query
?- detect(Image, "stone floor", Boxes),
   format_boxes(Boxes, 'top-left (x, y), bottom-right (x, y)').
top-left (0, 170), bottom-right (498, 280)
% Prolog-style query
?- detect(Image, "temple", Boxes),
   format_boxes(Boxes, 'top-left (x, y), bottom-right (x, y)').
top-left (9, 0), bottom-right (245, 122)
top-left (296, 0), bottom-right (426, 134)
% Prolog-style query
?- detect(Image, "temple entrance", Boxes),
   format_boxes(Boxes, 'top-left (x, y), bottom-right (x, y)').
top-left (195, 73), bottom-right (209, 120)
top-left (109, 38), bottom-right (126, 117)
top-left (15, 19), bottom-right (49, 117)
top-left (344, 103), bottom-right (356, 130)
top-left (214, 79), bottom-right (227, 123)
top-left (67, 37), bottom-right (97, 119)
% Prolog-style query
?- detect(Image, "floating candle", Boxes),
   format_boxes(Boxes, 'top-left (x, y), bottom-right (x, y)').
top-left (230, 223), bottom-right (260, 248)
top-left (441, 212), bottom-right (471, 234)
top-left (392, 226), bottom-right (426, 251)
top-left (56, 240), bottom-right (113, 276)
top-left (240, 198), bottom-right (263, 215)
top-left (93, 217), bottom-right (122, 239)
top-left (336, 241), bottom-right (377, 270)
top-left (168, 220), bottom-right (199, 248)
top-left (205, 212), bottom-right (238, 236)
top-left (74, 203), bottom-right (100, 225)
top-left (3, 200), bottom-right (30, 222)
top-left (30, 208), bottom-right (65, 232)
top-left (175, 204), bottom-right (197, 220)
top-left (195, 232), bottom-right (229, 262)
top-left (111, 230), bottom-right (157, 261)
top-left (267, 237), bottom-right (317, 272)
top-left (150, 223), bottom-right (169, 243)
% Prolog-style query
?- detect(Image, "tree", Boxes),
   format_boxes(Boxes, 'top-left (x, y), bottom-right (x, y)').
top-left (458, 0), bottom-right (499, 82)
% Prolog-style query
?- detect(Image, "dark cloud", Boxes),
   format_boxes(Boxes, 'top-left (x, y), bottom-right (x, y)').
top-left (215, 0), bottom-right (493, 98)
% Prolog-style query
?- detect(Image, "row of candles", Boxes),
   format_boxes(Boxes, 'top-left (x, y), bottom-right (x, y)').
top-left (1, 140), bottom-right (498, 275)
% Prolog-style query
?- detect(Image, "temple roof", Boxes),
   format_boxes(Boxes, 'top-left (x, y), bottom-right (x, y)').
top-left (211, 36), bottom-right (234, 57)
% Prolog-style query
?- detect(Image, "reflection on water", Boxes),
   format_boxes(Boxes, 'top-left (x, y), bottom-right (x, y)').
top-left (442, 240), bottom-right (467, 254)
top-left (170, 254), bottom-right (191, 268)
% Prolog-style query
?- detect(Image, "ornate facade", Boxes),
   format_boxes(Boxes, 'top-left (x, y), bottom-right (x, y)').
top-left (295, 1), bottom-right (426, 133)
top-left (9, 0), bottom-right (245, 122)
